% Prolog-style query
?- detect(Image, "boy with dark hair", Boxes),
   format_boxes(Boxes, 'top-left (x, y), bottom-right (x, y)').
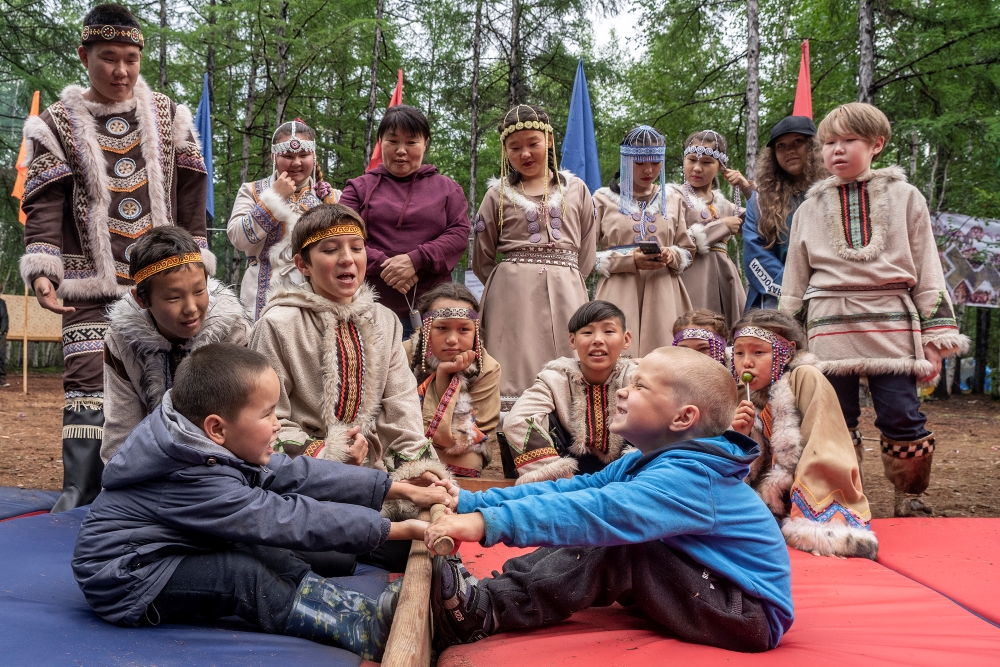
top-left (501, 300), bottom-right (636, 483)
top-left (19, 2), bottom-right (209, 511)
top-left (72, 343), bottom-right (452, 661)
top-left (427, 347), bottom-right (794, 653)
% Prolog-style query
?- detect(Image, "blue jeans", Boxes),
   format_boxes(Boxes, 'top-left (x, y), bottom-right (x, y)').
top-left (824, 373), bottom-right (931, 442)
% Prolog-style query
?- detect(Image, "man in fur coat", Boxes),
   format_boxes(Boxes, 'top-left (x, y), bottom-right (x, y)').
top-left (18, 4), bottom-right (210, 511)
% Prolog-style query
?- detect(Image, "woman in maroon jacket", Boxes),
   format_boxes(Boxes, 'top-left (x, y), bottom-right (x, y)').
top-left (339, 106), bottom-right (471, 337)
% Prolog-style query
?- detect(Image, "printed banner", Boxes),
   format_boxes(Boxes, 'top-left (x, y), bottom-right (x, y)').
top-left (933, 212), bottom-right (1000, 308)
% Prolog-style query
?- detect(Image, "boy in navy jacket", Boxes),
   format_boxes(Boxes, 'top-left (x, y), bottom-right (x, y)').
top-left (426, 346), bottom-right (794, 653)
top-left (72, 343), bottom-right (452, 661)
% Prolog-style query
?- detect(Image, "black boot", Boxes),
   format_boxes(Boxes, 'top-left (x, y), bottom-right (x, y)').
top-left (51, 401), bottom-right (105, 513)
top-left (880, 433), bottom-right (935, 517)
top-left (284, 571), bottom-right (402, 660)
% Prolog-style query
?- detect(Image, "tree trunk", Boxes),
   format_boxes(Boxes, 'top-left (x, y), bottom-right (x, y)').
top-left (240, 60), bottom-right (258, 185)
top-left (159, 0), bottom-right (168, 90)
top-left (973, 307), bottom-right (990, 394)
top-left (364, 0), bottom-right (386, 167)
top-left (508, 0), bottom-right (524, 106)
top-left (858, 0), bottom-right (875, 103)
top-left (744, 0), bottom-right (760, 179)
top-left (207, 0), bottom-right (216, 109)
top-left (468, 0), bottom-right (483, 219)
top-left (275, 0), bottom-right (289, 125)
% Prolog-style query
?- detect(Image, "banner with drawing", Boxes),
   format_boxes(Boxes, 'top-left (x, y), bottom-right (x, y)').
top-left (933, 212), bottom-right (1000, 308)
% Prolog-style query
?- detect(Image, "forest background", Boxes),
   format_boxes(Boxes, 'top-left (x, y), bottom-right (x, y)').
top-left (1, 0), bottom-right (999, 385)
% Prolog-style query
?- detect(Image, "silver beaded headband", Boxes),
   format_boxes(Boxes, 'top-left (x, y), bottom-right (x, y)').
top-left (619, 126), bottom-right (667, 217)
top-left (672, 328), bottom-right (727, 365)
top-left (420, 308), bottom-right (481, 373)
top-left (683, 144), bottom-right (728, 166)
top-left (272, 120), bottom-right (316, 155)
top-left (424, 307), bottom-right (478, 321)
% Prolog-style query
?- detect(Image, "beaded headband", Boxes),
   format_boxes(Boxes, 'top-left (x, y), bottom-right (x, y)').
top-left (672, 328), bottom-right (728, 366)
top-left (500, 119), bottom-right (553, 142)
top-left (683, 144), bottom-right (728, 166)
top-left (272, 120), bottom-right (316, 155)
top-left (133, 253), bottom-right (202, 284)
top-left (733, 326), bottom-right (796, 385)
top-left (424, 307), bottom-right (478, 321)
top-left (419, 308), bottom-right (482, 373)
top-left (81, 24), bottom-right (144, 48)
top-left (301, 223), bottom-right (366, 249)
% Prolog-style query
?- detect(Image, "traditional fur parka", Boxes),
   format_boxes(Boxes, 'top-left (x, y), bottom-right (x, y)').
top-left (745, 351), bottom-right (878, 559)
top-left (101, 279), bottom-right (251, 462)
top-left (503, 356), bottom-right (636, 484)
top-left (249, 282), bottom-right (444, 487)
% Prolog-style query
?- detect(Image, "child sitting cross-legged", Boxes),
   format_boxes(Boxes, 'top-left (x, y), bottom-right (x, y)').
top-left (501, 300), bottom-right (636, 483)
top-left (671, 308), bottom-right (730, 367)
top-left (102, 227), bottom-right (251, 463)
top-left (72, 343), bottom-right (453, 661)
top-left (404, 283), bottom-right (502, 479)
top-left (426, 346), bottom-right (794, 653)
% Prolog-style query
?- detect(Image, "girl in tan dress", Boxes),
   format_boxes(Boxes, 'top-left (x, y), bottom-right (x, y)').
top-left (593, 126), bottom-right (695, 356)
top-left (673, 130), bottom-right (752, 327)
top-left (472, 105), bottom-right (596, 409)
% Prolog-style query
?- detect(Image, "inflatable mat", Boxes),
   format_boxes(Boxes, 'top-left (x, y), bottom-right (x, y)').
top-left (0, 486), bottom-right (60, 520)
top-left (439, 543), bottom-right (1000, 667)
top-left (0, 509), bottom-right (369, 667)
top-left (872, 517), bottom-right (1000, 626)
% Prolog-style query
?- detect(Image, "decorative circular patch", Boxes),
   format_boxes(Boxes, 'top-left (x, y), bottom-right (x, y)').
top-left (550, 218), bottom-right (562, 230)
top-left (129, 27), bottom-right (141, 43)
top-left (106, 118), bottom-right (129, 136)
top-left (551, 229), bottom-right (562, 240)
top-left (548, 206), bottom-right (561, 219)
top-left (118, 198), bottom-right (141, 219)
top-left (633, 224), bottom-right (641, 233)
top-left (114, 158), bottom-right (136, 177)
top-left (529, 233), bottom-right (541, 243)
top-left (631, 211), bottom-right (642, 221)
top-left (124, 242), bottom-right (136, 261)
top-left (101, 25), bottom-right (116, 40)
top-left (526, 222), bottom-right (540, 234)
top-left (474, 215), bottom-right (485, 233)
top-left (289, 138), bottom-right (301, 151)
top-left (525, 209), bottom-right (538, 222)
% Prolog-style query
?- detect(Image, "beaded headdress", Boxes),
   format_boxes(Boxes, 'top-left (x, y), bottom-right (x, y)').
top-left (81, 24), bottom-right (144, 49)
top-left (272, 119), bottom-right (316, 155)
top-left (619, 126), bottom-right (667, 217)
top-left (732, 326), bottom-right (796, 385)
top-left (672, 328), bottom-right (727, 366)
top-left (683, 129), bottom-right (743, 210)
top-left (497, 105), bottom-right (565, 234)
top-left (132, 253), bottom-right (202, 284)
top-left (418, 308), bottom-right (482, 374)
top-left (302, 223), bottom-right (366, 249)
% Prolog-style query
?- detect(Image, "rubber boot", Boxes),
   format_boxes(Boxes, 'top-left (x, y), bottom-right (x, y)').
top-left (51, 402), bottom-right (105, 513)
top-left (880, 433), bottom-right (935, 518)
top-left (850, 429), bottom-right (865, 487)
top-left (284, 571), bottom-right (402, 660)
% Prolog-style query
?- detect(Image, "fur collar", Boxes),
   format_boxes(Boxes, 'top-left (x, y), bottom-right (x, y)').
top-left (106, 279), bottom-right (248, 411)
top-left (665, 183), bottom-right (728, 214)
top-left (594, 185), bottom-right (664, 215)
top-left (486, 170), bottom-right (575, 214)
top-left (263, 281), bottom-right (377, 319)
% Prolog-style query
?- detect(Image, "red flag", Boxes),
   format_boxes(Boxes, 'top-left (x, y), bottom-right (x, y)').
top-left (12, 90), bottom-right (41, 224)
top-left (792, 40), bottom-right (812, 119)
top-left (367, 69), bottom-right (404, 172)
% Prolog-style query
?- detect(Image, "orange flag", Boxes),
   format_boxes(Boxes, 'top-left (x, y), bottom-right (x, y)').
top-left (367, 70), bottom-right (404, 172)
top-left (12, 90), bottom-right (41, 224)
top-left (792, 40), bottom-right (812, 119)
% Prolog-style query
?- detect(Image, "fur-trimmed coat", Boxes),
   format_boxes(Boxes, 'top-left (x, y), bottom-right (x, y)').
top-left (19, 77), bottom-right (212, 302)
top-left (779, 167), bottom-right (969, 379)
top-left (226, 174), bottom-right (331, 320)
top-left (403, 337), bottom-right (501, 476)
top-left (593, 186), bottom-right (694, 356)
top-left (745, 353), bottom-right (878, 559)
top-left (471, 172), bottom-right (595, 405)
top-left (249, 282), bottom-right (440, 477)
top-left (672, 184), bottom-right (747, 328)
top-left (101, 279), bottom-right (250, 463)
top-left (503, 357), bottom-right (636, 484)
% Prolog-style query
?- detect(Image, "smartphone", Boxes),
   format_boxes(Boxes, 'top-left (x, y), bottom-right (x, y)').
top-left (638, 242), bottom-right (663, 255)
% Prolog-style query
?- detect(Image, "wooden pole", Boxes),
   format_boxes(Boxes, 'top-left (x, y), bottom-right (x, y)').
top-left (382, 511), bottom-right (433, 667)
top-left (973, 306), bottom-right (990, 394)
top-left (22, 284), bottom-right (28, 394)
top-left (430, 504), bottom-right (455, 556)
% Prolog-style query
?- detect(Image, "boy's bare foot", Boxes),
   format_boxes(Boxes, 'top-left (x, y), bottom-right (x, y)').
top-left (431, 555), bottom-right (496, 650)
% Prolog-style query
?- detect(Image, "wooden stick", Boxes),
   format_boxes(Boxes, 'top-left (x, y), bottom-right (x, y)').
top-left (429, 504), bottom-right (455, 556)
top-left (22, 285), bottom-right (28, 394)
top-left (381, 510), bottom-right (433, 667)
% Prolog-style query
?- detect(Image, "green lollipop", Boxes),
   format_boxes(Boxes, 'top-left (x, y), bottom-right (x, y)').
top-left (741, 372), bottom-right (753, 401)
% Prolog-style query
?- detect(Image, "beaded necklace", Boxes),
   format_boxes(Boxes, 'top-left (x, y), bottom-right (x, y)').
top-left (682, 181), bottom-right (720, 221)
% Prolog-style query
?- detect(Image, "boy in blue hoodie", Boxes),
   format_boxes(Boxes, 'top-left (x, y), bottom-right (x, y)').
top-left (72, 343), bottom-right (452, 661)
top-left (425, 346), bottom-right (794, 653)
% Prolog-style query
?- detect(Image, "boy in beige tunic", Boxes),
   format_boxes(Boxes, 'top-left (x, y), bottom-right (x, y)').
top-left (779, 103), bottom-right (968, 517)
top-left (594, 126), bottom-right (695, 356)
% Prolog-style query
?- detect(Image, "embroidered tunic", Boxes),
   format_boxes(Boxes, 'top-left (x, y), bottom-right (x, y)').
top-left (673, 184), bottom-right (746, 327)
top-left (593, 186), bottom-right (695, 356)
top-left (779, 167), bottom-right (968, 378)
top-left (503, 357), bottom-right (635, 484)
top-left (227, 174), bottom-right (325, 320)
top-left (471, 172), bottom-right (596, 406)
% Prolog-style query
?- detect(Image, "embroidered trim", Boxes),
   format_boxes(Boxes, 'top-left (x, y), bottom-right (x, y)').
top-left (421, 374), bottom-right (462, 438)
top-left (177, 152), bottom-right (208, 173)
top-left (334, 321), bottom-right (365, 422)
top-left (109, 170), bottom-right (148, 193)
top-left (23, 156), bottom-right (72, 201)
top-left (881, 437), bottom-right (935, 459)
top-left (62, 321), bottom-right (109, 359)
top-left (838, 181), bottom-right (873, 249)
top-left (303, 223), bottom-right (366, 247)
top-left (514, 446), bottom-right (560, 468)
top-left (25, 242), bottom-right (61, 257)
top-left (97, 129), bottom-right (141, 154)
top-left (63, 424), bottom-right (104, 440)
top-left (807, 311), bottom-right (918, 329)
top-left (133, 252), bottom-right (203, 283)
top-left (805, 281), bottom-right (910, 293)
top-left (584, 383), bottom-right (611, 454)
top-left (790, 488), bottom-right (870, 530)
top-left (108, 213), bottom-right (153, 238)
top-left (446, 463), bottom-right (482, 478)
top-left (303, 439), bottom-right (327, 458)
top-left (502, 246), bottom-right (579, 269)
top-left (760, 403), bottom-right (774, 443)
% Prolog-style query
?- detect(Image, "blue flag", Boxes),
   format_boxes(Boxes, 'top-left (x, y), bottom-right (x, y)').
top-left (194, 73), bottom-right (215, 220)
top-left (561, 59), bottom-right (601, 193)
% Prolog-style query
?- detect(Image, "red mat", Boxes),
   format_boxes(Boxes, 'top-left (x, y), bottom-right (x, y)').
top-left (872, 518), bottom-right (1000, 626)
top-left (439, 543), bottom-right (1000, 667)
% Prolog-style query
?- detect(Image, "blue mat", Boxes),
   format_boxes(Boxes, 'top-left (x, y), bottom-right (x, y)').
top-left (0, 486), bottom-right (60, 520)
top-left (0, 509), bottom-right (367, 667)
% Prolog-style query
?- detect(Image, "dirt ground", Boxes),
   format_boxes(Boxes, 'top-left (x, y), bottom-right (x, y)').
top-left (1, 373), bottom-right (998, 518)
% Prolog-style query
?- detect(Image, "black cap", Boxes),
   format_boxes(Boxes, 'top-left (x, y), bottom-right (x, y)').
top-left (766, 116), bottom-right (817, 147)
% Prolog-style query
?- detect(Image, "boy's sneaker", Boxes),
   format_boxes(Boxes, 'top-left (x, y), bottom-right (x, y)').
top-left (431, 554), bottom-right (496, 649)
